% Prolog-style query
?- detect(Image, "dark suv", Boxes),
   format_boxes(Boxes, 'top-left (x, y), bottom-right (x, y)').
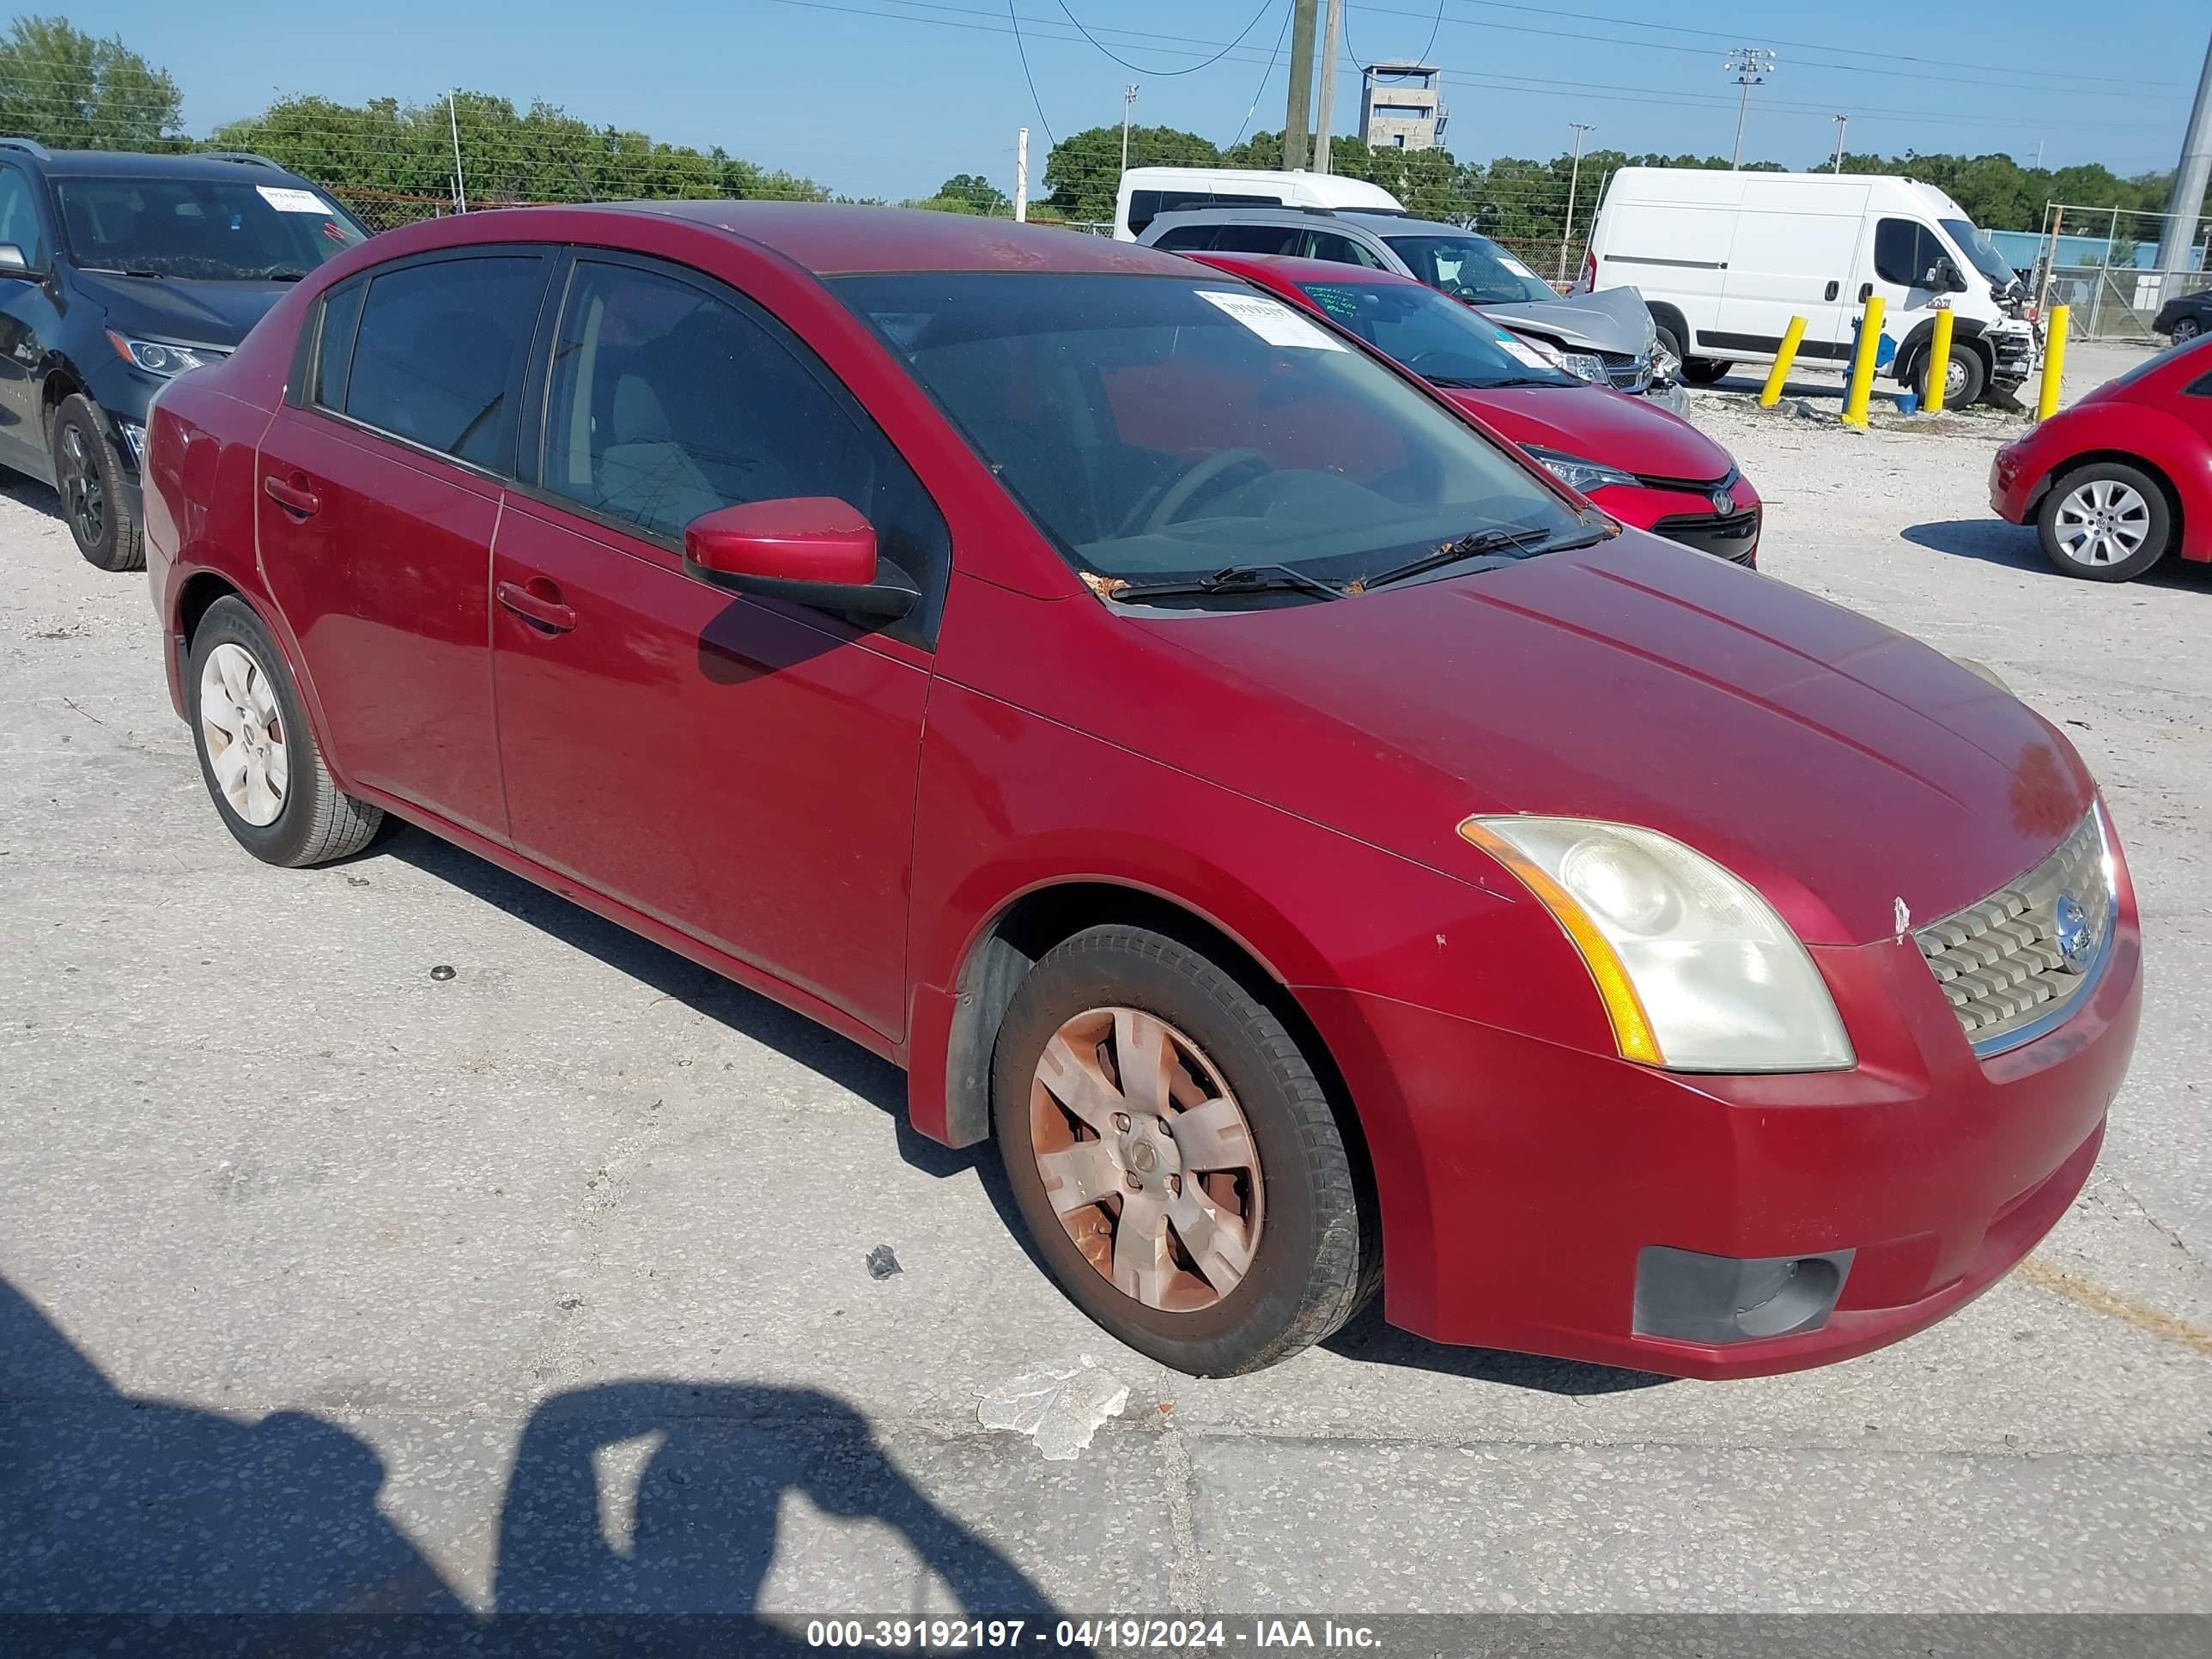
top-left (0, 139), bottom-right (368, 569)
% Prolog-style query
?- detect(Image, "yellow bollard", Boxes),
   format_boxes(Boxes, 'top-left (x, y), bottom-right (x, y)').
top-left (1923, 303), bottom-right (1955, 414)
top-left (1841, 295), bottom-right (1885, 428)
top-left (1758, 315), bottom-right (1808, 407)
top-left (2037, 304), bottom-right (2070, 421)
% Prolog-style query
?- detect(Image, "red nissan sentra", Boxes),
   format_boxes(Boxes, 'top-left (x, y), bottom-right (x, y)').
top-left (142, 205), bottom-right (2140, 1379)
top-left (1188, 251), bottom-right (1763, 566)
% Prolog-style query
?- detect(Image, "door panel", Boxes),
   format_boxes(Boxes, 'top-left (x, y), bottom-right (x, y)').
top-left (256, 409), bottom-right (508, 838)
top-left (0, 162), bottom-right (57, 476)
top-left (1719, 207), bottom-right (1868, 360)
top-left (489, 496), bottom-right (928, 1036)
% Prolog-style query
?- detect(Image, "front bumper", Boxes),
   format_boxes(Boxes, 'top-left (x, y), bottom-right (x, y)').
top-left (1299, 871), bottom-right (2141, 1379)
top-left (1601, 473), bottom-right (1762, 567)
top-left (1990, 444), bottom-right (2036, 523)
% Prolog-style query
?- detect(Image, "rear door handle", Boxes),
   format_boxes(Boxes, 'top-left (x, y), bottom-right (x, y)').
top-left (1824, 280), bottom-right (1840, 301)
top-left (1859, 282), bottom-right (1875, 302)
top-left (495, 579), bottom-right (576, 634)
top-left (263, 473), bottom-right (320, 516)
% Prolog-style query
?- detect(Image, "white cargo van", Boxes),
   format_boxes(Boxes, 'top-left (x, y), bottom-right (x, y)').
top-left (1577, 167), bottom-right (2034, 406)
top-left (1115, 167), bottom-right (1403, 242)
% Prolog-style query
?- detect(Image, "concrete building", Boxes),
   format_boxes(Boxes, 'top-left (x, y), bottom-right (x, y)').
top-left (1360, 63), bottom-right (1446, 152)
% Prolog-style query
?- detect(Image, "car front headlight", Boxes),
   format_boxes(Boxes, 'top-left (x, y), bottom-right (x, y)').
top-left (1524, 447), bottom-right (1638, 495)
top-left (106, 331), bottom-right (225, 377)
top-left (1459, 816), bottom-right (1856, 1073)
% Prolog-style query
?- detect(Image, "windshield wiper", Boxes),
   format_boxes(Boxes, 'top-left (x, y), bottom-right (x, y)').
top-left (1103, 562), bottom-right (1348, 604)
top-left (82, 265), bottom-right (166, 278)
top-left (1358, 523), bottom-right (1611, 592)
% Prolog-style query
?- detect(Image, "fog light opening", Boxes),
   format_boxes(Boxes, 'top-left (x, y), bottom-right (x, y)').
top-left (1633, 1244), bottom-right (1855, 1346)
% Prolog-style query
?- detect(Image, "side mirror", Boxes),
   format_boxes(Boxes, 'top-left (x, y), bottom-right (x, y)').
top-left (0, 244), bottom-right (30, 275)
top-left (683, 496), bottom-right (918, 622)
top-left (1930, 258), bottom-right (1967, 293)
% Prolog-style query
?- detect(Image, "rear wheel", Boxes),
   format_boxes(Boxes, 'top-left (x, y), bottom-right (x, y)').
top-left (993, 925), bottom-right (1373, 1376)
top-left (2171, 316), bottom-right (2202, 343)
top-left (50, 393), bottom-right (142, 572)
top-left (2037, 462), bottom-right (2171, 582)
top-left (187, 597), bottom-right (384, 865)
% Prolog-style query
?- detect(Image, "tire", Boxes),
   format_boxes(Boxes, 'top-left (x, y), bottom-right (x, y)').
top-left (1914, 341), bottom-right (1985, 410)
top-left (2172, 316), bottom-right (2201, 343)
top-left (992, 925), bottom-right (1375, 1376)
top-left (50, 393), bottom-right (143, 572)
top-left (1680, 358), bottom-right (1733, 386)
top-left (186, 597), bottom-right (383, 866)
top-left (2036, 461), bottom-right (2171, 583)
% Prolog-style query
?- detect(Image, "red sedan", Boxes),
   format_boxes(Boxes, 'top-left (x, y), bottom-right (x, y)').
top-left (1189, 252), bottom-right (1762, 565)
top-left (1991, 331), bottom-right (2212, 580)
top-left (143, 204), bottom-right (2137, 1379)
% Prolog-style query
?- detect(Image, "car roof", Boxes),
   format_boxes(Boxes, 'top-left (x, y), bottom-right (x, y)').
top-left (1190, 251), bottom-right (1425, 289)
top-left (605, 200), bottom-right (1196, 276)
top-left (7, 147), bottom-right (319, 184)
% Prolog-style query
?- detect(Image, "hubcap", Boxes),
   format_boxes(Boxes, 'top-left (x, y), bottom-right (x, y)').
top-left (1029, 1006), bottom-right (1263, 1313)
top-left (2053, 478), bottom-right (2152, 568)
top-left (198, 642), bottom-right (289, 826)
top-left (58, 423), bottom-right (104, 547)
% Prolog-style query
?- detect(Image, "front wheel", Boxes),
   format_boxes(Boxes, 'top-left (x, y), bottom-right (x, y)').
top-left (50, 393), bottom-right (142, 572)
top-left (1680, 358), bottom-right (1733, 386)
top-left (1915, 343), bottom-right (1985, 409)
top-left (187, 597), bottom-right (384, 865)
top-left (2037, 462), bottom-right (2171, 582)
top-left (2171, 316), bottom-right (2201, 343)
top-left (993, 926), bottom-right (1375, 1376)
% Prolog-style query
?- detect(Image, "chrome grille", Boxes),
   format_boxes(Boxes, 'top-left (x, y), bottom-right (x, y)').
top-left (1600, 347), bottom-right (1653, 392)
top-left (1913, 807), bottom-right (2114, 1054)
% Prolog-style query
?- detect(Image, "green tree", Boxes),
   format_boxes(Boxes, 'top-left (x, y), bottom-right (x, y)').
top-left (936, 172), bottom-right (1009, 215)
top-left (1045, 124), bottom-right (1218, 221)
top-left (0, 15), bottom-right (182, 149)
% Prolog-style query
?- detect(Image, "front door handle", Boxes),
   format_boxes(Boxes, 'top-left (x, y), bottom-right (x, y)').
top-left (1824, 280), bottom-right (1840, 301)
top-left (263, 472), bottom-right (320, 517)
top-left (495, 578), bottom-right (576, 634)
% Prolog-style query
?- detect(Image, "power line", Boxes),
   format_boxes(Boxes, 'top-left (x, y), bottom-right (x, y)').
top-left (1341, 0), bottom-right (1445, 72)
top-left (1050, 0), bottom-right (1277, 76)
top-left (1226, 1), bottom-right (1294, 149)
top-left (1006, 0), bottom-right (1057, 148)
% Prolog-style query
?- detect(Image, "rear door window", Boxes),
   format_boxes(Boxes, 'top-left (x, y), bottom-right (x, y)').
top-left (1209, 223), bottom-right (1304, 256)
top-left (341, 255), bottom-right (546, 471)
top-left (1148, 224), bottom-right (1218, 252)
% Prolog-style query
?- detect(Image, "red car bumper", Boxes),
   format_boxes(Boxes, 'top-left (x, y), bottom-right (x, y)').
top-left (1597, 471), bottom-right (1762, 568)
top-left (1990, 441), bottom-right (2036, 523)
top-left (1299, 878), bottom-right (2141, 1379)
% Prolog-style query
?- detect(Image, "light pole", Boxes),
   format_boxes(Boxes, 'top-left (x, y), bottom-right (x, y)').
top-left (1313, 0), bottom-right (1344, 176)
top-left (1725, 47), bottom-right (1774, 170)
top-left (1832, 113), bottom-right (1848, 173)
top-left (1121, 83), bottom-right (1139, 179)
top-left (1559, 123), bottom-right (1593, 283)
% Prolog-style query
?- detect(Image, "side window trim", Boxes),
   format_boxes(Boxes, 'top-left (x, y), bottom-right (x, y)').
top-left (296, 244), bottom-right (556, 481)
top-left (293, 277), bottom-right (366, 412)
top-left (507, 244), bottom-right (953, 651)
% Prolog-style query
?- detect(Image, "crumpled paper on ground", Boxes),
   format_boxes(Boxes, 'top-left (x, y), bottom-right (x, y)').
top-left (976, 1355), bottom-right (1130, 1461)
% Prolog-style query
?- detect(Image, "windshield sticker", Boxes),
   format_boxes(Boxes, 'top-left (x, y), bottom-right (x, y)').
top-left (1495, 251), bottom-right (1542, 280)
top-left (1196, 289), bottom-right (1346, 351)
top-left (257, 185), bottom-right (335, 215)
top-left (1497, 337), bottom-right (1554, 370)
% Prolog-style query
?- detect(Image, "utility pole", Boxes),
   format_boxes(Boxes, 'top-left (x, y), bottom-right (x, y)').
top-left (1284, 0), bottom-right (1319, 171)
top-left (1015, 126), bottom-right (1029, 223)
top-left (1559, 123), bottom-right (1593, 283)
top-left (1313, 0), bottom-right (1344, 176)
top-left (447, 89), bottom-right (467, 213)
top-left (2152, 31), bottom-right (2212, 284)
top-left (1832, 113), bottom-right (1848, 173)
top-left (1120, 84), bottom-right (1139, 179)
top-left (1725, 47), bottom-right (1773, 171)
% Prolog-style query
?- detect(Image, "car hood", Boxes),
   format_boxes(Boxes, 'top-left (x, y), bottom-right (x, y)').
top-left (1443, 385), bottom-right (1733, 482)
top-left (1476, 283), bottom-right (1656, 357)
top-left (73, 271), bottom-right (293, 349)
top-left (1115, 537), bottom-right (2092, 946)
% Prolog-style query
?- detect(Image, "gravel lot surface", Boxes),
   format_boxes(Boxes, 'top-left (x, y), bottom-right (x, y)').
top-left (3, 340), bottom-right (2207, 1626)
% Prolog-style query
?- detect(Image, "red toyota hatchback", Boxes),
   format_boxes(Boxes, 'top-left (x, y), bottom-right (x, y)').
top-left (143, 204), bottom-right (2141, 1379)
top-left (1189, 252), bottom-right (1763, 565)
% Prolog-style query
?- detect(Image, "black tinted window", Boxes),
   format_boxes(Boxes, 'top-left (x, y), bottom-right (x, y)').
top-left (52, 175), bottom-right (362, 280)
top-left (1149, 225), bottom-right (1218, 252)
top-left (312, 283), bottom-right (364, 410)
top-left (540, 259), bottom-right (947, 590)
top-left (1210, 223), bottom-right (1303, 255)
top-left (0, 167), bottom-right (46, 267)
top-left (344, 257), bottom-right (543, 469)
top-left (1874, 218), bottom-right (1945, 288)
top-left (1307, 232), bottom-right (1383, 268)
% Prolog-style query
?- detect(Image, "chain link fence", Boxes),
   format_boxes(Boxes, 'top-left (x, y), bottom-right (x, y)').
top-left (2033, 201), bottom-right (2211, 342)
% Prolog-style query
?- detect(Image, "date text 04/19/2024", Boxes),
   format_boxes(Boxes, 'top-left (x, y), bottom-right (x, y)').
top-left (804, 1619), bottom-right (1382, 1650)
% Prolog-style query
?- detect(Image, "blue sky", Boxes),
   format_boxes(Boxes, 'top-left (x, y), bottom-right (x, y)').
top-left (68, 0), bottom-right (2204, 210)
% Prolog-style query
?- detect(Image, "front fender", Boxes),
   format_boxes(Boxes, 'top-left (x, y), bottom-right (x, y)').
top-left (2025, 402), bottom-right (2212, 561)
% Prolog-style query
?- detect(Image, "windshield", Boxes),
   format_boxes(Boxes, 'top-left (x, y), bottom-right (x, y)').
top-left (836, 272), bottom-right (1583, 592)
top-left (1939, 217), bottom-right (2016, 289)
top-left (1296, 279), bottom-right (1578, 389)
top-left (54, 176), bottom-right (365, 281)
top-left (1382, 234), bottom-right (1557, 304)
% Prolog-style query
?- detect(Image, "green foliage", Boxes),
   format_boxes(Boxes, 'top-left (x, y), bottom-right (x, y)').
top-left (0, 15), bottom-right (183, 149)
top-left (1045, 125), bottom-right (1220, 220)
top-left (1828, 150), bottom-right (2179, 228)
top-left (936, 172), bottom-right (1009, 215)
